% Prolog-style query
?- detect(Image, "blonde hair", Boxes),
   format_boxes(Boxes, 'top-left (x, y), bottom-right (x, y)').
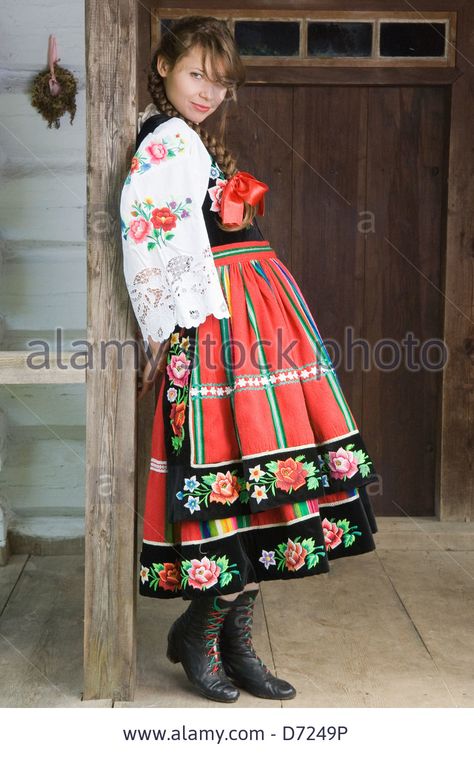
top-left (148, 15), bottom-right (257, 232)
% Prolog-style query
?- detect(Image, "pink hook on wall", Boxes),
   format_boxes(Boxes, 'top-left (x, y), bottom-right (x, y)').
top-left (48, 34), bottom-right (62, 96)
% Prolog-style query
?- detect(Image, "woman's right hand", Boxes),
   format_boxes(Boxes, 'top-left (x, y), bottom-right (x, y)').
top-left (137, 337), bottom-right (170, 401)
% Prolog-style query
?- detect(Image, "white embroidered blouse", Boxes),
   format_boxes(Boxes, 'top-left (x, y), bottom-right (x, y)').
top-left (119, 113), bottom-right (230, 345)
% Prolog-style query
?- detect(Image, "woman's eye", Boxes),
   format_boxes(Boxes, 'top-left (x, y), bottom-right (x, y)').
top-left (191, 72), bottom-right (202, 79)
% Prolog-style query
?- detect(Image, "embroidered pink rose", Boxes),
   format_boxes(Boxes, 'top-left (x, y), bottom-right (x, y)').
top-left (151, 206), bottom-right (177, 232)
top-left (130, 156), bottom-right (140, 173)
top-left (208, 177), bottom-right (228, 212)
top-left (187, 557), bottom-right (221, 590)
top-left (209, 471), bottom-right (241, 505)
top-left (166, 353), bottom-right (191, 387)
top-left (327, 447), bottom-right (359, 479)
top-left (275, 458), bottom-right (308, 492)
top-left (283, 539), bottom-right (307, 571)
top-left (321, 518), bottom-right (344, 549)
top-left (146, 141), bottom-right (168, 163)
top-left (129, 217), bottom-right (151, 243)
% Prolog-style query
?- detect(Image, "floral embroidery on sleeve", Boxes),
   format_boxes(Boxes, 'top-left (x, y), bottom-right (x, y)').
top-left (121, 117), bottom-right (230, 344)
top-left (125, 133), bottom-right (186, 182)
top-left (121, 196), bottom-right (193, 251)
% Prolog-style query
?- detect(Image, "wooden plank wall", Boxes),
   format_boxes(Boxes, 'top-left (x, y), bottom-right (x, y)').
top-left (84, 0), bottom-right (138, 700)
top-left (439, 3), bottom-right (474, 521)
top-left (0, 0), bottom-right (86, 539)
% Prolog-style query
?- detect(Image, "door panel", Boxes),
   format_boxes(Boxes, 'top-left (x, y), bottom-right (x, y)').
top-left (221, 83), bottom-right (448, 516)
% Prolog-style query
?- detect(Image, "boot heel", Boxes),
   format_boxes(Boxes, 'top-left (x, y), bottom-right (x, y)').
top-left (166, 627), bottom-right (180, 664)
top-left (166, 646), bottom-right (180, 664)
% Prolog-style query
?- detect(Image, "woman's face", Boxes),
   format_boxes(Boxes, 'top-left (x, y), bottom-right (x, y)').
top-left (157, 46), bottom-right (230, 124)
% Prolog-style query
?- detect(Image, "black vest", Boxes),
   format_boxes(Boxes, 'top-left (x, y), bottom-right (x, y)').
top-left (135, 112), bottom-right (265, 248)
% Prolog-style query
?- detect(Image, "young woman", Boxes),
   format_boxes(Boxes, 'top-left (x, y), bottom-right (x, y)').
top-left (120, 15), bottom-right (379, 704)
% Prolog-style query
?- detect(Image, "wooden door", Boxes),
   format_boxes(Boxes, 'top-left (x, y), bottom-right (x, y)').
top-left (220, 84), bottom-right (449, 517)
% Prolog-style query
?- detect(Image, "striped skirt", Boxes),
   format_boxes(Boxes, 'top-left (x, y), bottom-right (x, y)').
top-left (139, 240), bottom-right (378, 598)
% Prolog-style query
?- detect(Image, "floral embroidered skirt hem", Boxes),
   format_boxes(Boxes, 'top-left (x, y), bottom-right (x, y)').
top-left (139, 240), bottom-right (379, 599)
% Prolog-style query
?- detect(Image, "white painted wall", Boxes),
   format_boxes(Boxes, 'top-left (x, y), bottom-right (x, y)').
top-left (0, 0), bottom-right (87, 543)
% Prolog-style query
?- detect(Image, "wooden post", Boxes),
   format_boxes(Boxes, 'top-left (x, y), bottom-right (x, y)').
top-left (84, 0), bottom-right (139, 699)
top-left (438, 3), bottom-right (474, 521)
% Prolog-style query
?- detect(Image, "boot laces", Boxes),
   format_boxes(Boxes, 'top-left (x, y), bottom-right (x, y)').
top-left (204, 607), bottom-right (227, 674)
top-left (238, 603), bottom-right (271, 674)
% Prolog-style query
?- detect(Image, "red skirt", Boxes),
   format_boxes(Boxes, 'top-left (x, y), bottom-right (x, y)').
top-left (139, 240), bottom-right (378, 598)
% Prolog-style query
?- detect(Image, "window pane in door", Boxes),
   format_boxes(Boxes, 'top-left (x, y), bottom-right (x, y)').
top-left (307, 22), bottom-right (372, 57)
top-left (380, 22), bottom-right (446, 57)
top-left (235, 21), bottom-right (300, 56)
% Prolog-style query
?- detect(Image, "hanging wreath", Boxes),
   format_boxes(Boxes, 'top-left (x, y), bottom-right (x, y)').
top-left (30, 35), bottom-right (77, 129)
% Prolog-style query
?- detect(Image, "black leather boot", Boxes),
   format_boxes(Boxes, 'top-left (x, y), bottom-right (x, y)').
top-left (166, 594), bottom-right (240, 703)
top-left (220, 589), bottom-right (297, 700)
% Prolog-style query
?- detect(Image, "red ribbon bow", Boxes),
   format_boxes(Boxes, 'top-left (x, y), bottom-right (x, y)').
top-left (219, 171), bottom-right (269, 226)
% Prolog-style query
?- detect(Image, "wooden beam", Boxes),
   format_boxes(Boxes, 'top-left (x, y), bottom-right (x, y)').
top-left (243, 66), bottom-right (461, 85)
top-left (438, 2), bottom-right (474, 521)
top-left (84, 0), bottom-right (138, 700)
top-left (0, 351), bottom-right (86, 384)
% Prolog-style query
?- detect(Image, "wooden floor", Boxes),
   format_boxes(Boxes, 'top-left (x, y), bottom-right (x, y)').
top-left (1, 517), bottom-right (473, 708)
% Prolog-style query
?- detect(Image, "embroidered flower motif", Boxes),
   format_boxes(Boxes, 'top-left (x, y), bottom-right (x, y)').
top-left (274, 458), bottom-right (308, 492)
top-left (248, 464), bottom-right (263, 482)
top-left (210, 471), bottom-right (241, 505)
top-left (146, 560), bottom-right (182, 592)
top-left (321, 517), bottom-right (362, 549)
top-left (130, 133), bottom-right (186, 177)
top-left (272, 536), bottom-right (326, 572)
top-left (327, 447), bottom-right (358, 479)
top-left (167, 387), bottom-right (178, 402)
top-left (208, 177), bottom-right (228, 213)
top-left (259, 550), bottom-right (276, 570)
top-left (186, 557), bottom-right (221, 589)
top-left (248, 454), bottom-right (321, 496)
top-left (184, 475), bottom-right (198, 493)
top-left (151, 206), bottom-right (177, 232)
top-left (283, 539), bottom-right (307, 571)
top-left (166, 335), bottom-right (193, 454)
top-left (170, 401), bottom-right (186, 438)
top-left (209, 158), bottom-right (225, 181)
top-left (175, 469), bottom-right (249, 511)
top-left (128, 217), bottom-right (152, 244)
top-left (157, 562), bottom-right (181, 591)
top-left (321, 519), bottom-right (344, 549)
top-left (323, 444), bottom-right (373, 481)
top-left (139, 565), bottom-right (150, 584)
top-left (251, 485), bottom-right (268, 505)
top-left (145, 141), bottom-right (168, 163)
top-left (166, 352), bottom-right (191, 388)
top-left (184, 496), bottom-right (200, 514)
top-left (122, 196), bottom-right (192, 250)
top-left (181, 554), bottom-right (241, 591)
